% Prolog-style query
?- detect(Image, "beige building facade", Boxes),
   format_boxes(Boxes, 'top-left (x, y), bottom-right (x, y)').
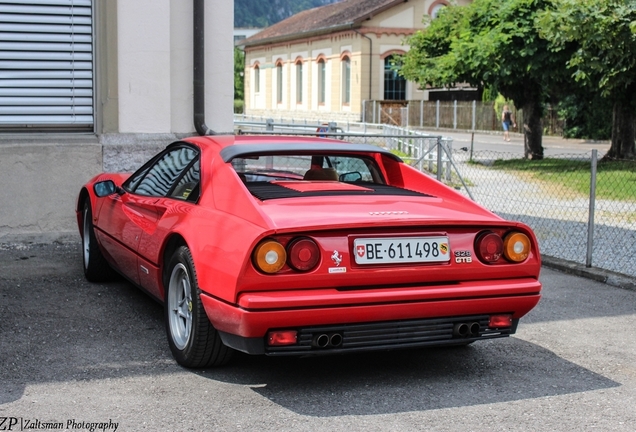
top-left (242, 0), bottom-right (471, 122)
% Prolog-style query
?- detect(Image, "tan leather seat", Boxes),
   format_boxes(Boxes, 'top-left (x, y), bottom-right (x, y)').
top-left (303, 168), bottom-right (339, 181)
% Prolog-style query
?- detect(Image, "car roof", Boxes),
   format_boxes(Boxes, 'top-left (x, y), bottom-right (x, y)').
top-left (180, 135), bottom-right (403, 163)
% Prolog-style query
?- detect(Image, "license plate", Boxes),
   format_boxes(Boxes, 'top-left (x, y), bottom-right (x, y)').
top-left (353, 237), bottom-right (450, 264)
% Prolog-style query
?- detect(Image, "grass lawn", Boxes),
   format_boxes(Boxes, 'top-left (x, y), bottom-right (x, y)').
top-left (489, 158), bottom-right (636, 201)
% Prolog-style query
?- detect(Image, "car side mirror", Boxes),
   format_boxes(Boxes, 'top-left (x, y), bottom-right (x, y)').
top-left (339, 171), bottom-right (363, 182)
top-left (94, 180), bottom-right (124, 197)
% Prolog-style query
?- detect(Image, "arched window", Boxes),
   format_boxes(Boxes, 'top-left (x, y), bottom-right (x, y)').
top-left (317, 57), bottom-right (326, 104)
top-left (276, 61), bottom-right (283, 104)
top-left (384, 54), bottom-right (406, 100)
top-left (295, 59), bottom-right (303, 104)
top-left (341, 55), bottom-right (351, 105)
top-left (429, 0), bottom-right (449, 19)
top-left (254, 64), bottom-right (260, 93)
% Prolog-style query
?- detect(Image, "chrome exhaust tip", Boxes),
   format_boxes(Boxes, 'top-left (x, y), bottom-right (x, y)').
top-left (453, 323), bottom-right (470, 337)
top-left (313, 334), bottom-right (330, 348)
top-left (329, 333), bottom-right (343, 347)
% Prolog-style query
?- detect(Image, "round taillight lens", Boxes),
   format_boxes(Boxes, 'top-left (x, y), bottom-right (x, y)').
top-left (253, 240), bottom-right (287, 274)
top-left (503, 232), bottom-right (531, 262)
top-left (287, 237), bottom-right (320, 272)
top-left (475, 232), bottom-right (503, 263)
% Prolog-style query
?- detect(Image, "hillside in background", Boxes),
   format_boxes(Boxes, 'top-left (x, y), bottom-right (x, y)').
top-left (235, 0), bottom-right (342, 28)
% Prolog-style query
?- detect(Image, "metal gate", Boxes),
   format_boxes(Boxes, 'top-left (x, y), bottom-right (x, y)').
top-left (0, 0), bottom-right (93, 131)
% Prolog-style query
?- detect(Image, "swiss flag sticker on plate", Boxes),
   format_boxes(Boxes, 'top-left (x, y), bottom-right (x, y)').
top-left (356, 245), bottom-right (365, 257)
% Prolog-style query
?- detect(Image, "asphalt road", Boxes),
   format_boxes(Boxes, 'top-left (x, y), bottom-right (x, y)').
top-left (424, 130), bottom-right (611, 156)
top-left (1, 242), bottom-right (635, 432)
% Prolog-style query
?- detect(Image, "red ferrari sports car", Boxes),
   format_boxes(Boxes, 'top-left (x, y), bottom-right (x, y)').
top-left (77, 135), bottom-right (541, 368)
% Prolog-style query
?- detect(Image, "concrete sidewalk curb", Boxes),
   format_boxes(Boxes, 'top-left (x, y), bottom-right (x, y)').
top-left (542, 255), bottom-right (636, 292)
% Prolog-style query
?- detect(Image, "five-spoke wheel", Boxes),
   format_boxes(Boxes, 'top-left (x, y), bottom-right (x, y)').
top-left (164, 246), bottom-right (233, 368)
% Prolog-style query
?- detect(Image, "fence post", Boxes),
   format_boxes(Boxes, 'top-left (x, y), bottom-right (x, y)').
top-left (453, 100), bottom-right (457, 129)
top-left (586, 149), bottom-right (598, 268)
top-left (436, 100), bottom-right (440, 129)
top-left (406, 104), bottom-right (410, 128)
top-left (436, 137), bottom-right (443, 181)
top-left (266, 118), bottom-right (274, 131)
top-left (372, 100), bottom-right (377, 123)
top-left (420, 100), bottom-right (424, 128)
top-left (472, 100), bottom-right (476, 131)
top-left (362, 100), bottom-right (367, 124)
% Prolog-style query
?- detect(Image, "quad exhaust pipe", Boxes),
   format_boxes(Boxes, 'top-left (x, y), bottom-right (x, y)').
top-left (312, 333), bottom-right (343, 348)
top-left (453, 322), bottom-right (481, 338)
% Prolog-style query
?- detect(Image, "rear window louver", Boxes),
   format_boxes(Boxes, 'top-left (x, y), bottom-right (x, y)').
top-left (246, 182), bottom-right (433, 201)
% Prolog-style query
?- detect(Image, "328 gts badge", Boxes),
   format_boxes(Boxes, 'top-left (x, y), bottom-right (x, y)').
top-left (454, 250), bottom-right (472, 263)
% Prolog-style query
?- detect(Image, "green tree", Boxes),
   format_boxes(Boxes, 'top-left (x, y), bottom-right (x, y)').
top-left (234, 47), bottom-right (245, 101)
top-left (400, 0), bottom-right (573, 159)
top-left (538, 0), bottom-right (636, 160)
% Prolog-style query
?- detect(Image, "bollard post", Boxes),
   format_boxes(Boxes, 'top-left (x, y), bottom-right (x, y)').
top-left (453, 100), bottom-right (457, 129)
top-left (436, 100), bottom-right (440, 129)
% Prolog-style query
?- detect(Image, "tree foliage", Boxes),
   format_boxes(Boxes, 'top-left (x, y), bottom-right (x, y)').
top-left (400, 0), bottom-right (574, 159)
top-left (234, 47), bottom-right (244, 101)
top-left (537, 0), bottom-right (636, 159)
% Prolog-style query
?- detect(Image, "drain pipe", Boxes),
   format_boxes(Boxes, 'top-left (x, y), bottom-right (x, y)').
top-left (354, 29), bottom-right (373, 101)
top-left (193, 0), bottom-right (214, 135)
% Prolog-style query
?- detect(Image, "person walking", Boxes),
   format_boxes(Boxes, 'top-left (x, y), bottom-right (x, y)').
top-left (501, 105), bottom-right (516, 142)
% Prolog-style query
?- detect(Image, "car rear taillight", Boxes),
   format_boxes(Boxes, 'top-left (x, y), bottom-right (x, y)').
top-left (503, 232), bottom-right (531, 262)
top-left (287, 237), bottom-right (320, 271)
top-left (475, 231), bottom-right (503, 263)
top-left (267, 330), bottom-right (298, 346)
top-left (253, 240), bottom-right (287, 274)
top-left (489, 314), bottom-right (513, 328)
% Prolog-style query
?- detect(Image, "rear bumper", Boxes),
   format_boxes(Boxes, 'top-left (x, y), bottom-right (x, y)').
top-left (200, 278), bottom-right (541, 354)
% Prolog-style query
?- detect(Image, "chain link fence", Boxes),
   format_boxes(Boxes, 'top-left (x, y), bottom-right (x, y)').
top-left (235, 118), bottom-right (636, 279)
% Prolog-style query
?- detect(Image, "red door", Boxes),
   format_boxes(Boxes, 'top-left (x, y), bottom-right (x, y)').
top-left (95, 193), bottom-right (159, 285)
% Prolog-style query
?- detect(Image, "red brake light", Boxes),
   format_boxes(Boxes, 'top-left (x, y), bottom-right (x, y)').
top-left (267, 330), bottom-right (298, 346)
top-left (489, 314), bottom-right (513, 328)
top-left (475, 232), bottom-right (503, 263)
top-left (287, 237), bottom-right (320, 272)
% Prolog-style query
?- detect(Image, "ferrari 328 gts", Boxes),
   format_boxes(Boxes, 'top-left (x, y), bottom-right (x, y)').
top-left (77, 135), bottom-right (541, 368)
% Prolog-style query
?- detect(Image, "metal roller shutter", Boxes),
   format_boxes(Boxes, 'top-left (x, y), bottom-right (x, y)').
top-left (0, 0), bottom-right (93, 131)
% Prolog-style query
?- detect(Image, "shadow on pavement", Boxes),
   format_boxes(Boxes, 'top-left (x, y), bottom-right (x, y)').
top-left (0, 243), bottom-right (624, 414)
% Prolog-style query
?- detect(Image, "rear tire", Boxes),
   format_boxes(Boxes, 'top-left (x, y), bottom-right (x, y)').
top-left (164, 246), bottom-right (233, 368)
top-left (82, 200), bottom-right (113, 282)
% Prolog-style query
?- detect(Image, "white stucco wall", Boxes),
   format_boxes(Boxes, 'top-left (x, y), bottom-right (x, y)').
top-left (116, 0), bottom-right (233, 135)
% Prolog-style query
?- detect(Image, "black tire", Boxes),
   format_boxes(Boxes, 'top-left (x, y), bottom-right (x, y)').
top-left (164, 246), bottom-right (233, 368)
top-left (81, 200), bottom-right (113, 282)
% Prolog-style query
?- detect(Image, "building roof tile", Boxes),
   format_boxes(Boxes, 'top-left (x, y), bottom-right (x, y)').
top-left (242, 0), bottom-right (405, 47)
